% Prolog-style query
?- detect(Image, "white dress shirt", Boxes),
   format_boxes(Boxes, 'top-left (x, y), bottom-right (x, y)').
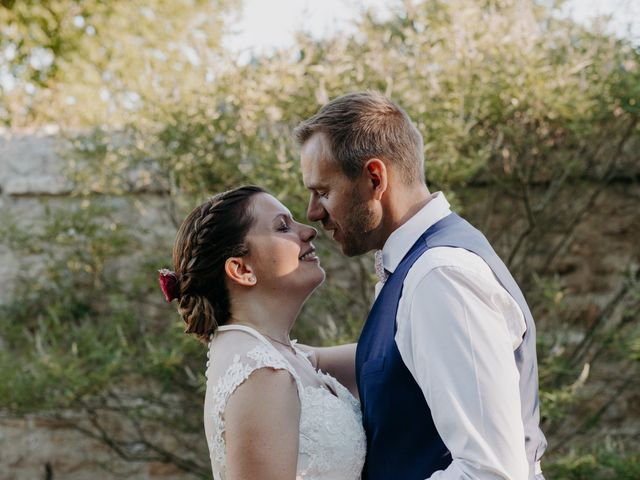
top-left (376, 192), bottom-right (531, 480)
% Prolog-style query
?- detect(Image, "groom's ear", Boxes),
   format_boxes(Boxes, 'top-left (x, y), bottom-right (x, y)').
top-left (224, 257), bottom-right (257, 287)
top-left (364, 158), bottom-right (388, 201)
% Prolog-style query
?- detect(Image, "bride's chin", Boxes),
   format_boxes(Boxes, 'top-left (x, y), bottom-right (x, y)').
top-left (305, 268), bottom-right (326, 292)
top-left (314, 270), bottom-right (326, 288)
top-left (274, 271), bottom-right (325, 295)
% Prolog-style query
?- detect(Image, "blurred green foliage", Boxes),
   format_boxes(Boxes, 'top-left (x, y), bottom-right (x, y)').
top-left (545, 449), bottom-right (640, 479)
top-left (1, 0), bottom-right (639, 477)
top-left (0, 0), bottom-right (234, 126)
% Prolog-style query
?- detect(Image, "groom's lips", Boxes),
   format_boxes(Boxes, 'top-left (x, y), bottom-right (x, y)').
top-left (321, 221), bottom-right (342, 243)
top-left (322, 222), bottom-right (337, 235)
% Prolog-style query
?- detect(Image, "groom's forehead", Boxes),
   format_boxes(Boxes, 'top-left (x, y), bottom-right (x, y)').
top-left (303, 167), bottom-right (340, 191)
top-left (301, 142), bottom-right (344, 188)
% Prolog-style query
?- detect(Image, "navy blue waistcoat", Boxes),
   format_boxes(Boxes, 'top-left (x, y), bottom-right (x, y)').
top-left (355, 213), bottom-right (547, 480)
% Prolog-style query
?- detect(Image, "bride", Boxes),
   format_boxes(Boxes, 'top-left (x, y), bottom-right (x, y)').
top-left (159, 185), bottom-right (366, 479)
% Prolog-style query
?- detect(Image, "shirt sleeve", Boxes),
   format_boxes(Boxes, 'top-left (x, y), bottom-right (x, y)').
top-left (395, 265), bottom-right (529, 480)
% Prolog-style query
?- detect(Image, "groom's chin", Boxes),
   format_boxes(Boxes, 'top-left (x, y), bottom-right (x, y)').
top-left (332, 232), bottom-right (353, 256)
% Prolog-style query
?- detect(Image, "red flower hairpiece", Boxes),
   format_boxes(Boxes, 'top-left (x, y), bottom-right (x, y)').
top-left (158, 269), bottom-right (179, 302)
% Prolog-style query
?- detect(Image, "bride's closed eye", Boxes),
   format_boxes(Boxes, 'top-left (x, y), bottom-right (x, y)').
top-left (277, 218), bottom-right (290, 232)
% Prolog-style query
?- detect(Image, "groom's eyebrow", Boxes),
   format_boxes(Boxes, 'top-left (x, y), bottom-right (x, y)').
top-left (305, 182), bottom-right (326, 191)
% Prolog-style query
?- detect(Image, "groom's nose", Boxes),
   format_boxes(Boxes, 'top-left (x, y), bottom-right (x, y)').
top-left (307, 194), bottom-right (325, 223)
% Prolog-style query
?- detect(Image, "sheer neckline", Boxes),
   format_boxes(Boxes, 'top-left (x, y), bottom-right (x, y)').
top-left (216, 324), bottom-right (338, 398)
top-left (217, 324), bottom-right (278, 348)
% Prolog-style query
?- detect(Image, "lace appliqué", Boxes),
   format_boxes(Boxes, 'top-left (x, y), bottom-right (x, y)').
top-left (207, 342), bottom-right (366, 480)
top-left (296, 373), bottom-right (366, 479)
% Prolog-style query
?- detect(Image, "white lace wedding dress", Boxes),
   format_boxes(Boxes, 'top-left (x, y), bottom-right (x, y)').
top-left (203, 324), bottom-right (366, 480)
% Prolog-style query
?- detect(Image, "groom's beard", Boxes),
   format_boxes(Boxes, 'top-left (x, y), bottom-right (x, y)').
top-left (337, 194), bottom-right (378, 257)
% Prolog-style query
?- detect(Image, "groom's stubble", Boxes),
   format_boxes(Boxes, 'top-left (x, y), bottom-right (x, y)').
top-left (337, 188), bottom-right (380, 258)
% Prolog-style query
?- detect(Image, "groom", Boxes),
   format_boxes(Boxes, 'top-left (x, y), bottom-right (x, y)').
top-left (295, 91), bottom-right (547, 479)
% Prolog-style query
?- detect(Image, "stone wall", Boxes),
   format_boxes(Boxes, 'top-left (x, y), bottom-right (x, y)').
top-left (0, 417), bottom-right (185, 480)
top-left (0, 131), bottom-right (176, 305)
top-left (0, 132), bottom-right (184, 479)
top-left (1, 132), bottom-right (66, 305)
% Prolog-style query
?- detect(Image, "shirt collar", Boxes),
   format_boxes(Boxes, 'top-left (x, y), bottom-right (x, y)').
top-left (381, 191), bottom-right (452, 274)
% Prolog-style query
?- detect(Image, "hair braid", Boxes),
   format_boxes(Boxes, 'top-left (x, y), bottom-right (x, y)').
top-left (171, 186), bottom-right (265, 343)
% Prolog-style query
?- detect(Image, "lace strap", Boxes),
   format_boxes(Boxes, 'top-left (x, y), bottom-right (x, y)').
top-left (216, 324), bottom-right (304, 389)
top-left (218, 324), bottom-right (273, 348)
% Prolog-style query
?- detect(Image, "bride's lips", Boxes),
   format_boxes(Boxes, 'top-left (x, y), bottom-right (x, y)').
top-left (299, 247), bottom-right (319, 262)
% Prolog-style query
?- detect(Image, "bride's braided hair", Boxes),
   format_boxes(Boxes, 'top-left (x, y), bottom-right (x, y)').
top-left (172, 185), bottom-right (265, 342)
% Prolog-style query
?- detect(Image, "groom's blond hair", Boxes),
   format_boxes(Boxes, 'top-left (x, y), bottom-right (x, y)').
top-left (294, 91), bottom-right (425, 185)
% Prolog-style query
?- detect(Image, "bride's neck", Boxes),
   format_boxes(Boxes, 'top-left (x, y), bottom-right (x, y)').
top-left (227, 292), bottom-right (303, 342)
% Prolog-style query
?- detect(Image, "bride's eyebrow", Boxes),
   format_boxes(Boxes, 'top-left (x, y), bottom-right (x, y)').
top-left (272, 213), bottom-right (293, 224)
